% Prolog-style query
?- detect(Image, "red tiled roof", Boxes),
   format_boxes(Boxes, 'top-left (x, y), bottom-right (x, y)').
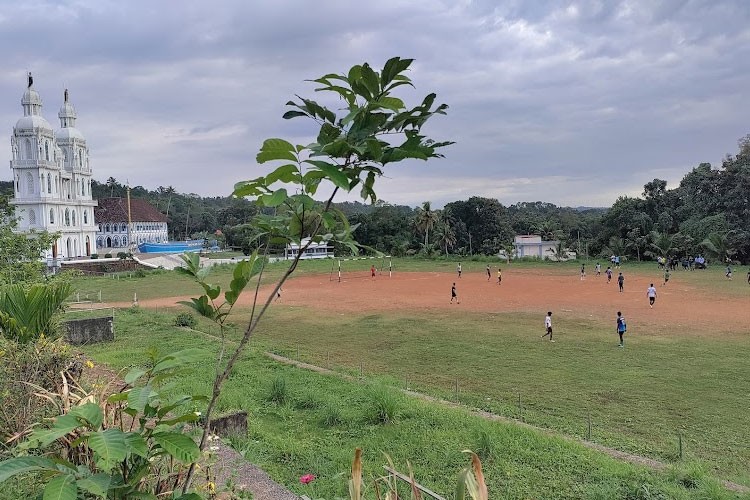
top-left (94, 198), bottom-right (168, 223)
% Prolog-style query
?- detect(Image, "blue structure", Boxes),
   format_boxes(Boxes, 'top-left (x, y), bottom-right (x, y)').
top-left (138, 239), bottom-right (204, 254)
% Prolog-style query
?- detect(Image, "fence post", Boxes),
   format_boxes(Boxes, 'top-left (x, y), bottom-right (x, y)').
top-left (587, 414), bottom-right (592, 441)
top-left (359, 362), bottom-right (363, 378)
top-left (678, 431), bottom-right (683, 460)
top-left (99, 290), bottom-right (102, 302)
top-left (326, 350), bottom-right (330, 369)
top-left (454, 378), bottom-right (459, 401)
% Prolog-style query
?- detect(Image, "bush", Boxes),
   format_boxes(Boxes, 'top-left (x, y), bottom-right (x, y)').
top-left (133, 268), bottom-right (147, 278)
top-left (90, 254), bottom-right (98, 259)
top-left (0, 337), bottom-right (76, 444)
top-left (104, 253), bottom-right (113, 258)
top-left (173, 312), bottom-right (196, 328)
top-left (117, 252), bottom-right (128, 260)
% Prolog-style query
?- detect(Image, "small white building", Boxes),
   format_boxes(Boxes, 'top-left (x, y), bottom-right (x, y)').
top-left (9, 75), bottom-right (98, 259)
top-left (285, 238), bottom-right (334, 259)
top-left (513, 235), bottom-right (560, 259)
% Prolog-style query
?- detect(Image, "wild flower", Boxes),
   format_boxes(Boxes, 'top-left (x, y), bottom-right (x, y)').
top-left (299, 473), bottom-right (316, 484)
top-left (85, 360), bottom-right (95, 369)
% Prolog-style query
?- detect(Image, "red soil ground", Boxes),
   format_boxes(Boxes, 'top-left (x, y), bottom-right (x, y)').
top-left (122, 268), bottom-right (749, 337)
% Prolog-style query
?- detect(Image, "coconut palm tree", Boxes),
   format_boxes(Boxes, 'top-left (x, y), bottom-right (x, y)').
top-left (700, 232), bottom-right (735, 263)
top-left (435, 218), bottom-right (457, 255)
top-left (414, 201), bottom-right (439, 250)
top-left (645, 231), bottom-right (674, 260)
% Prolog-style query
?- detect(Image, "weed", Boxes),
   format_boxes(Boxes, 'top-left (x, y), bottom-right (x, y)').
top-left (320, 403), bottom-right (344, 427)
top-left (174, 312), bottom-right (197, 328)
top-left (294, 390), bottom-right (321, 410)
top-left (474, 428), bottom-right (494, 461)
top-left (366, 385), bottom-right (401, 425)
top-left (266, 376), bottom-right (287, 405)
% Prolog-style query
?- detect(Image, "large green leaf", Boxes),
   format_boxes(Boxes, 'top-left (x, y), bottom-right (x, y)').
top-left (75, 473), bottom-right (111, 497)
top-left (70, 402), bottom-right (103, 429)
top-left (304, 160), bottom-right (351, 190)
top-left (0, 456), bottom-right (60, 482)
top-left (25, 413), bottom-right (81, 448)
top-left (152, 432), bottom-right (200, 463)
top-left (88, 429), bottom-right (128, 469)
top-left (127, 385), bottom-right (153, 414)
top-left (266, 164), bottom-right (300, 184)
top-left (43, 474), bottom-right (77, 500)
top-left (259, 188), bottom-right (288, 207)
top-left (381, 57), bottom-right (413, 88)
top-left (256, 138), bottom-right (297, 163)
top-left (123, 432), bottom-right (149, 458)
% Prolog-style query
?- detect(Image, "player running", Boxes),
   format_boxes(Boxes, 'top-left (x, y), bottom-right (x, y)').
top-left (497, 267), bottom-right (502, 285)
top-left (457, 262), bottom-right (462, 279)
top-left (450, 282), bottom-right (460, 304)
top-left (647, 283), bottom-right (657, 308)
top-left (486, 265), bottom-right (491, 281)
top-left (606, 266), bottom-right (613, 283)
top-left (541, 311), bottom-right (554, 342)
top-left (616, 311), bottom-right (626, 347)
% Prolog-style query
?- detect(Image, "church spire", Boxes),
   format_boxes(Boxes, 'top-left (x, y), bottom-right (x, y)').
top-left (58, 88), bottom-right (77, 128)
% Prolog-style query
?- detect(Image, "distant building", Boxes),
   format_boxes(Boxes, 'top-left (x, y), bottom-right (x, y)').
top-left (285, 238), bottom-right (334, 259)
top-left (94, 197), bottom-right (168, 250)
top-left (513, 235), bottom-right (561, 259)
top-left (9, 75), bottom-right (97, 258)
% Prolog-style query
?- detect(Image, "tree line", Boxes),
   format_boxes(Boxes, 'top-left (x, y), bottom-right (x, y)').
top-left (1, 135), bottom-right (747, 263)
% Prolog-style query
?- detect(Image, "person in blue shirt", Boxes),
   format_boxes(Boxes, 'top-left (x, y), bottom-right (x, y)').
top-left (616, 311), bottom-right (626, 347)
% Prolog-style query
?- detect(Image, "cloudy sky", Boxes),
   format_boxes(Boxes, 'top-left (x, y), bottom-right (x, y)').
top-left (1, 0), bottom-right (748, 208)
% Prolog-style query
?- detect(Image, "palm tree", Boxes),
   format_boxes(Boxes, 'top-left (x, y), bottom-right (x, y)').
top-left (645, 231), bottom-right (674, 260)
top-left (106, 176), bottom-right (118, 197)
top-left (414, 201), bottom-right (439, 250)
top-left (164, 186), bottom-right (176, 219)
top-left (435, 219), bottom-right (457, 255)
top-left (0, 282), bottom-right (72, 344)
top-left (700, 232), bottom-right (735, 263)
top-left (545, 241), bottom-right (569, 261)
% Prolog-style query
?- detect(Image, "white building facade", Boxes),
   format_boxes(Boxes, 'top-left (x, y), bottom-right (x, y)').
top-left (9, 74), bottom-right (97, 259)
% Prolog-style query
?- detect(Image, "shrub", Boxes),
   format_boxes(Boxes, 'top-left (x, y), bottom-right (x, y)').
top-left (366, 385), bottom-right (401, 424)
top-left (104, 253), bottom-right (113, 258)
top-left (474, 428), bottom-right (495, 461)
top-left (117, 252), bottom-right (128, 260)
top-left (294, 390), bottom-right (321, 410)
top-left (173, 312), bottom-right (196, 328)
top-left (90, 253), bottom-right (98, 259)
top-left (0, 337), bottom-right (76, 444)
top-left (133, 268), bottom-right (147, 278)
top-left (266, 375), bottom-right (287, 404)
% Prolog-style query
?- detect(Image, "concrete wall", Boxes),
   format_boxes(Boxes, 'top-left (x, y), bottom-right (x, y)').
top-left (64, 316), bottom-right (114, 345)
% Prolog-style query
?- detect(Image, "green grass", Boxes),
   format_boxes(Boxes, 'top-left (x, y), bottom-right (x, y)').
top-left (81, 307), bottom-right (749, 499)
top-left (255, 306), bottom-right (750, 486)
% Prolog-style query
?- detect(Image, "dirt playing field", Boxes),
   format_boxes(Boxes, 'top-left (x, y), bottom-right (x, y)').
top-left (115, 268), bottom-right (750, 337)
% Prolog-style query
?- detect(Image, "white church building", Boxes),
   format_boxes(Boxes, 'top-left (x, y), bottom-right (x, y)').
top-left (9, 74), bottom-right (98, 259)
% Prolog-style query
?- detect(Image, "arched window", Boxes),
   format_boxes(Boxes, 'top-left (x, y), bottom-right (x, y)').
top-left (49, 209), bottom-right (55, 224)
top-left (26, 172), bottom-right (34, 194)
top-left (81, 181), bottom-right (85, 195)
top-left (78, 149), bottom-right (83, 167)
top-left (122, 236), bottom-right (127, 247)
top-left (105, 224), bottom-right (110, 233)
top-left (47, 173), bottom-right (51, 193)
top-left (72, 211), bottom-right (76, 226)
top-left (45, 141), bottom-right (50, 161)
top-left (121, 224), bottom-right (127, 232)
top-left (29, 209), bottom-right (36, 226)
top-left (113, 236), bottom-right (120, 247)
top-left (25, 139), bottom-right (32, 159)
top-left (96, 237), bottom-right (103, 248)
top-left (65, 209), bottom-right (70, 226)
top-left (83, 210), bottom-right (88, 224)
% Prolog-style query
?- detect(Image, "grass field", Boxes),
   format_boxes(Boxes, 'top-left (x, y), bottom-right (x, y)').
top-left (71, 257), bottom-right (750, 494)
top-left (80, 307), bottom-right (748, 499)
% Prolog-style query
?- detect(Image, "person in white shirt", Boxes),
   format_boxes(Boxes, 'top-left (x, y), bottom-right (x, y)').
top-left (457, 262), bottom-right (462, 278)
top-left (541, 311), bottom-right (554, 342)
top-left (646, 283), bottom-right (657, 308)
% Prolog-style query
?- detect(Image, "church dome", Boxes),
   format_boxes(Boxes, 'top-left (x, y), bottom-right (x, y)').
top-left (56, 126), bottom-right (85, 141)
top-left (15, 114), bottom-right (53, 133)
top-left (21, 88), bottom-right (43, 107)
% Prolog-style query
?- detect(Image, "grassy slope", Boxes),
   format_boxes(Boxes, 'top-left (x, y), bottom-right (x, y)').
top-left (81, 307), bottom-right (747, 499)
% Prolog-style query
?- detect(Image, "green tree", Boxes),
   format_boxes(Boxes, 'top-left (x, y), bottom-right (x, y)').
top-left (645, 231), bottom-right (675, 260)
top-left (0, 204), bottom-right (57, 285)
top-left (0, 282), bottom-right (71, 344)
top-left (700, 232), bottom-right (735, 263)
top-left (414, 201), bottom-right (439, 251)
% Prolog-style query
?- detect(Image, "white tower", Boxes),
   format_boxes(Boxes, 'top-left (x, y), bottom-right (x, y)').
top-left (10, 74), bottom-right (98, 259)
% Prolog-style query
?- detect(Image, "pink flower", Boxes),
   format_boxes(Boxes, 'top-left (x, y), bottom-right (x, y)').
top-left (299, 474), bottom-right (316, 485)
